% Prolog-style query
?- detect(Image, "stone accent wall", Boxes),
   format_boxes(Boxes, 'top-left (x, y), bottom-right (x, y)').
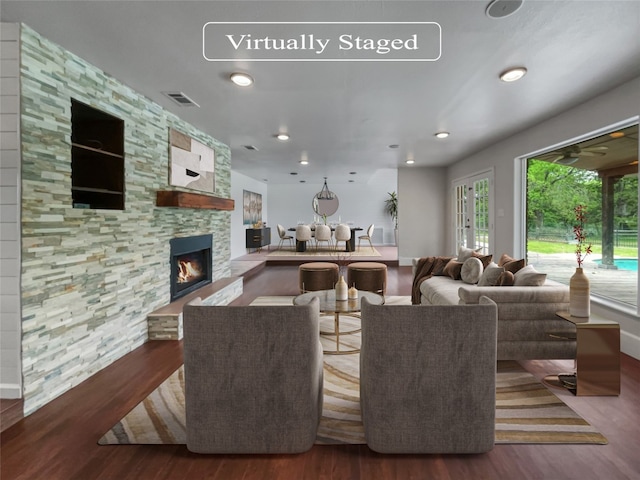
top-left (19, 24), bottom-right (232, 414)
top-left (147, 277), bottom-right (244, 340)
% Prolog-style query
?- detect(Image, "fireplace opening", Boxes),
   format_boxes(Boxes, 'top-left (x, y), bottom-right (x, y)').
top-left (170, 234), bottom-right (212, 301)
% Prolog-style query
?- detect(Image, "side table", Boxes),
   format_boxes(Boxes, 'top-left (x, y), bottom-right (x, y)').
top-left (544, 311), bottom-right (620, 396)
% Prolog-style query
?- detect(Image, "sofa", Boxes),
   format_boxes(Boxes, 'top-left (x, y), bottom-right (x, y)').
top-left (183, 297), bottom-right (323, 454)
top-left (412, 251), bottom-right (577, 360)
top-left (360, 297), bottom-right (498, 454)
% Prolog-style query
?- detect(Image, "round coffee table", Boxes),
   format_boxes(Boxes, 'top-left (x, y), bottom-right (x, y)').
top-left (293, 289), bottom-right (384, 354)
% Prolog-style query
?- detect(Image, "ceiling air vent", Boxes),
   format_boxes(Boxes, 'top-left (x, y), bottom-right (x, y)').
top-left (162, 91), bottom-right (200, 107)
top-left (243, 145), bottom-right (259, 151)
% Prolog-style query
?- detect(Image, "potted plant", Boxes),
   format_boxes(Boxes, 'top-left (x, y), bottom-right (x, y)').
top-left (385, 191), bottom-right (398, 246)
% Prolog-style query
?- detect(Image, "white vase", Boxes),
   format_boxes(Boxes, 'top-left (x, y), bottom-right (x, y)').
top-left (335, 275), bottom-right (348, 301)
top-left (569, 267), bottom-right (590, 317)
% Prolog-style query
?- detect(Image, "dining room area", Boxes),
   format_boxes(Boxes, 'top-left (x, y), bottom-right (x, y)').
top-left (231, 169), bottom-right (399, 274)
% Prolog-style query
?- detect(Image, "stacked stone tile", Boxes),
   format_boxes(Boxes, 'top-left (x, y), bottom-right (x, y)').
top-left (18, 25), bottom-right (234, 415)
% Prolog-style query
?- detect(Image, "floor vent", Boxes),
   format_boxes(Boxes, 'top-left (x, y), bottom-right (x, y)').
top-left (162, 91), bottom-right (200, 107)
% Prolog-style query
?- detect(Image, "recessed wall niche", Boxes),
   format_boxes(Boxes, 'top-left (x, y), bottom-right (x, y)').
top-left (71, 99), bottom-right (125, 209)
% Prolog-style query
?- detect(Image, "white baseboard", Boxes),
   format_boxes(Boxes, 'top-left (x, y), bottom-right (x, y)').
top-left (1, 383), bottom-right (22, 399)
top-left (621, 329), bottom-right (640, 360)
top-left (398, 256), bottom-right (414, 266)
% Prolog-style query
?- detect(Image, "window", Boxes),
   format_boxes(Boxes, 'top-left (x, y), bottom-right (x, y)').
top-left (525, 123), bottom-right (638, 308)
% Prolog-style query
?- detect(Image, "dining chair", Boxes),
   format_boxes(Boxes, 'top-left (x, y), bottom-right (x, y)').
top-left (296, 224), bottom-right (312, 251)
top-left (276, 224), bottom-right (294, 250)
top-left (334, 224), bottom-right (351, 252)
top-left (358, 224), bottom-right (375, 250)
top-left (314, 224), bottom-right (333, 251)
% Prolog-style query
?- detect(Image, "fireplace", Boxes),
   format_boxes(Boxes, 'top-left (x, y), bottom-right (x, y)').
top-left (170, 234), bottom-right (213, 301)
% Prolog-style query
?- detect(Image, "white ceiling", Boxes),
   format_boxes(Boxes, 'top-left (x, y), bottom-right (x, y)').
top-left (2, 0), bottom-right (640, 185)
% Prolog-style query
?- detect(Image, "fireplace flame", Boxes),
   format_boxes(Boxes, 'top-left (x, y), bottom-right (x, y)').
top-left (177, 259), bottom-right (203, 284)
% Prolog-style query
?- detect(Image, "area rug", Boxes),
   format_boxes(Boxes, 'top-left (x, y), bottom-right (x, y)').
top-left (98, 296), bottom-right (607, 446)
top-left (266, 246), bottom-right (381, 257)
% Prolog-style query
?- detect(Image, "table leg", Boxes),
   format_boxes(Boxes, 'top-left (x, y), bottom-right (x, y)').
top-left (347, 230), bottom-right (357, 252)
top-left (319, 312), bottom-right (361, 355)
top-left (335, 312), bottom-right (340, 353)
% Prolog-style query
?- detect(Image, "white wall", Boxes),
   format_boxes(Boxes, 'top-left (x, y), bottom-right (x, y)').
top-left (230, 170), bottom-right (269, 259)
top-left (265, 169), bottom-right (398, 248)
top-left (444, 76), bottom-right (640, 359)
top-left (397, 166), bottom-right (447, 265)
top-left (447, 77), bottom-right (640, 258)
top-left (0, 23), bottom-right (21, 398)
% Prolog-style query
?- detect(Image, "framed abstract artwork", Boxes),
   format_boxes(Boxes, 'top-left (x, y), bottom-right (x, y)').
top-left (169, 128), bottom-right (215, 194)
top-left (243, 190), bottom-right (262, 225)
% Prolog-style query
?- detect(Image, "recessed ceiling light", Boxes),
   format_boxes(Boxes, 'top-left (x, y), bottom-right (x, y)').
top-left (349, 171), bottom-right (357, 175)
top-left (290, 172), bottom-right (298, 175)
top-left (486, 0), bottom-right (523, 19)
top-left (276, 133), bottom-right (290, 141)
top-left (499, 67), bottom-right (527, 82)
top-left (300, 180), bottom-right (306, 183)
top-left (300, 160), bottom-right (309, 165)
top-left (348, 180), bottom-right (355, 183)
top-left (388, 144), bottom-right (400, 149)
top-left (230, 72), bottom-right (254, 87)
top-left (406, 159), bottom-right (415, 165)
top-left (609, 131), bottom-right (625, 138)
top-left (435, 132), bottom-right (449, 139)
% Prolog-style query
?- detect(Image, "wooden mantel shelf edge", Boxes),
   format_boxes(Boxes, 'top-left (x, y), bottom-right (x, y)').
top-left (156, 190), bottom-right (235, 211)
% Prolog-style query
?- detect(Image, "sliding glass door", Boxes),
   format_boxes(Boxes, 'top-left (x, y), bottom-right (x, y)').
top-left (524, 123), bottom-right (638, 308)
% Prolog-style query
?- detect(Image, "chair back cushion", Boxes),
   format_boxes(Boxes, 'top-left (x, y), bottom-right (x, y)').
top-left (335, 224), bottom-right (351, 241)
top-left (183, 298), bottom-right (323, 454)
top-left (296, 224), bottom-right (312, 241)
top-left (360, 297), bottom-right (497, 454)
top-left (315, 224), bottom-right (332, 241)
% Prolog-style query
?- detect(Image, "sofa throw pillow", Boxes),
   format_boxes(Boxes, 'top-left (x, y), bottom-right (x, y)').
top-left (461, 257), bottom-right (484, 284)
top-left (513, 264), bottom-right (547, 286)
top-left (498, 253), bottom-right (514, 266)
top-left (495, 271), bottom-right (515, 286)
top-left (498, 253), bottom-right (526, 274)
top-left (470, 252), bottom-right (493, 269)
top-left (478, 262), bottom-right (504, 286)
top-left (432, 256), bottom-right (454, 276)
top-left (457, 245), bottom-right (483, 263)
top-left (443, 259), bottom-right (464, 280)
top-left (503, 258), bottom-right (526, 274)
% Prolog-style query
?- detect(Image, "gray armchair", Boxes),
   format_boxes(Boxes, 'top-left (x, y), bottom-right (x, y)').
top-left (183, 297), bottom-right (323, 454)
top-left (360, 297), bottom-right (498, 454)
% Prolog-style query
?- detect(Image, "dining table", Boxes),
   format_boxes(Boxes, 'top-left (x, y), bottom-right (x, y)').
top-left (289, 225), bottom-right (362, 252)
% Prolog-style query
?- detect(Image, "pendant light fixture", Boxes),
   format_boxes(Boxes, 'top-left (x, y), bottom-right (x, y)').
top-left (318, 177), bottom-right (335, 200)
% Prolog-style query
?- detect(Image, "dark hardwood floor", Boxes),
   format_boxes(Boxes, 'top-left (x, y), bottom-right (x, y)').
top-left (1, 265), bottom-right (639, 480)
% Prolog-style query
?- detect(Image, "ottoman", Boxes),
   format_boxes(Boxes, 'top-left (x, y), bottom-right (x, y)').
top-left (299, 262), bottom-right (340, 293)
top-left (347, 262), bottom-right (387, 294)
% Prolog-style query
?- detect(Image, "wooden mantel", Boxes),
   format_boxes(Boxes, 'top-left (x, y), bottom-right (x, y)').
top-left (156, 190), bottom-right (234, 210)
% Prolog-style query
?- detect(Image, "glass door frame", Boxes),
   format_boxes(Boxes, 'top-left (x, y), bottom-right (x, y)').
top-left (452, 168), bottom-right (495, 255)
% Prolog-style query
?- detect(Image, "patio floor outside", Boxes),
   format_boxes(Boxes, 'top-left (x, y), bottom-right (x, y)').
top-left (529, 252), bottom-right (638, 308)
